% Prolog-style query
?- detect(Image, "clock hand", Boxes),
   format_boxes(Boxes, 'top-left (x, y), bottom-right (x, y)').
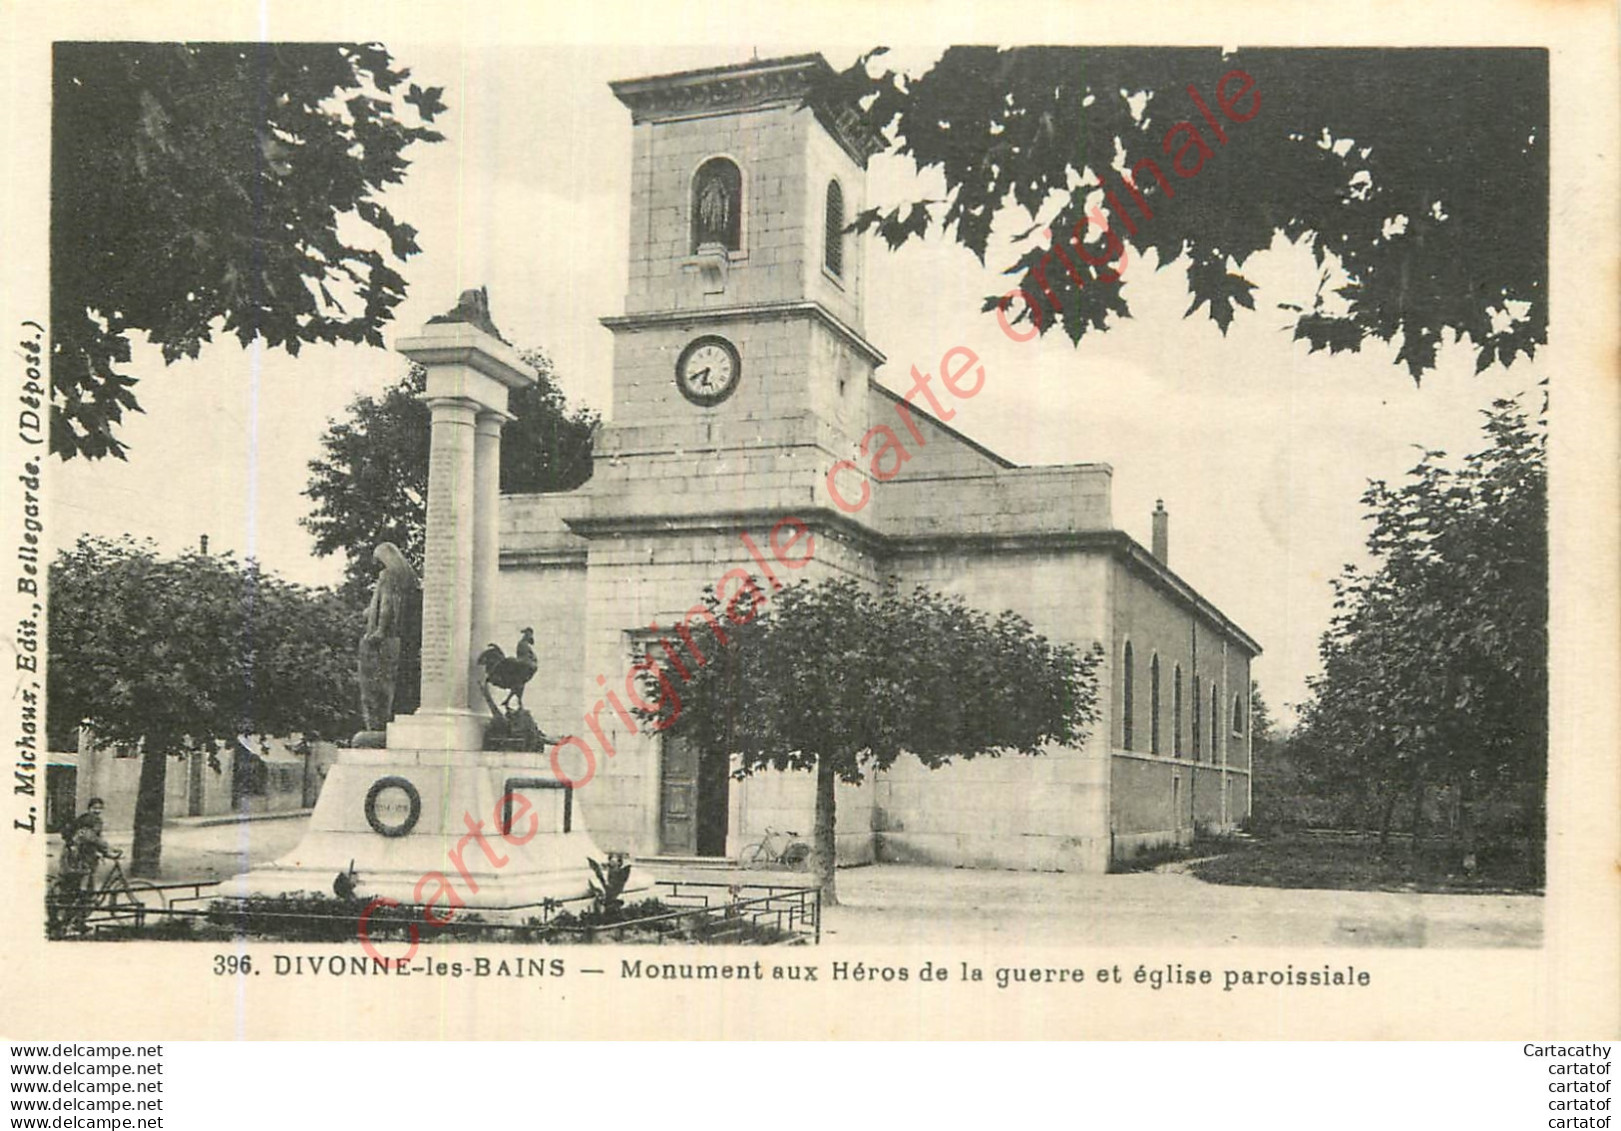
top-left (691, 367), bottom-right (712, 386)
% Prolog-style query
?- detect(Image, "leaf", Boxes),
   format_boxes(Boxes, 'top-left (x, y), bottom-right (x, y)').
top-left (1292, 312), bottom-right (1365, 356)
top-left (1184, 257), bottom-right (1258, 334)
top-left (404, 83), bottom-right (447, 121)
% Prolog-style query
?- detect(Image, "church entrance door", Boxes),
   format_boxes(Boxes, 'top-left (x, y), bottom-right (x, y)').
top-left (658, 734), bottom-right (729, 856)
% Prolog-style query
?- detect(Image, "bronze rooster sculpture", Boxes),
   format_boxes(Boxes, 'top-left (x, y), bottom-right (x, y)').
top-left (478, 628), bottom-right (538, 712)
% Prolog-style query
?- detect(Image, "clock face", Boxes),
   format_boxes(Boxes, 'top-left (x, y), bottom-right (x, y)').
top-left (675, 335), bottom-right (741, 406)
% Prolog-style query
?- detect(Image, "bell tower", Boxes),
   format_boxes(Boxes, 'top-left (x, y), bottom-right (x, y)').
top-left (602, 55), bottom-right (885, 445)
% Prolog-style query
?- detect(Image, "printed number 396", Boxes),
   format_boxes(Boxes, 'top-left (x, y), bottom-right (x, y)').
top-left (213, 955), bottom-right (253, 975)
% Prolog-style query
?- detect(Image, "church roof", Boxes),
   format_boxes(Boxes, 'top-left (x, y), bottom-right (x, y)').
top-left (868, 378), bottom-right (1018, 470)
top-left (609, 53), bottom-right (884, 167)
top-left (863, 381), bottom-right (1257, 653)
top-left (1112, 535), bottom-right (1262, 656)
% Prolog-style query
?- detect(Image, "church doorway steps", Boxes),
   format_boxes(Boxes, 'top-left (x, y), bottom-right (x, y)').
top-left (635, 854), bottom-right (734, 869)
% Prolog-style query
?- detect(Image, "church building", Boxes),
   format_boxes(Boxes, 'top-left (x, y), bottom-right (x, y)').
top-left (496, 54), bottom-right (1258, 873)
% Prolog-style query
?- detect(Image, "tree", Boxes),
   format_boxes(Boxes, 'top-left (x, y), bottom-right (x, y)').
top-left (301, 349), bottom-right (598, 593)
top-left (1246, 683), bottom-right (1329, 832)
top-left (829, 48), bottom-right (1544, 380)
top-left (638, 579), bottom-right (1102, 903)
top-left (1249, 681), bottom-right (1275, 749)
top-left (52, 42), bottom-right (446, 460)
top-left (1295, 389), bottom-right (1547, 862)
top-left (48, 537), bottom-right (364, 875)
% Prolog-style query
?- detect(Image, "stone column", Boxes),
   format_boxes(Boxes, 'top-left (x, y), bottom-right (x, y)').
top-left (419, 396), bottom-right (479, 713)
top-left (388, 310), bottom-right (535, 752)
top-left (470, 409), bottom-right (512, 704)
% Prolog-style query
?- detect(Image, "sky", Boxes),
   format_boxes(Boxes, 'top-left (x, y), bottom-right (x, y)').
top-left (52, 42), bottom-right (1542, 722)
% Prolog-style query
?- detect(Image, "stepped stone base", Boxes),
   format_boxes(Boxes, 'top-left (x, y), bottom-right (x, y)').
top-left (228, 747), bottom-right (649, 909)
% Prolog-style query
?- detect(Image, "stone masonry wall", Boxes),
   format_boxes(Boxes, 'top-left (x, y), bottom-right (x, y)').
top-left (876, 547), bottom-right (1115, 872)
top-left (1109, 556), bottom-right (1253, 854)
top-left (624, 106), bottom-right (808, 317)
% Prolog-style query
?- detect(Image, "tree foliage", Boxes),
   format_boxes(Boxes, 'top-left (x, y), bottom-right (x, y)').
top-left (52, 42), bottom-right (446, 460)
top-left (829, 47), bottom-right (1545, 378)
top-left (1248, 680), bottom-right (1275, 749)
top-left (48, 536), bottom-right (364, 874)
top-left (1247, 682), bottom-right (1338, 833)
top-left (1294, 389), bottom-right (1547, 859)
top-left (640, 578), bottom-right (1102, 901)
top-left (302, 349), bottom-right (598, 592)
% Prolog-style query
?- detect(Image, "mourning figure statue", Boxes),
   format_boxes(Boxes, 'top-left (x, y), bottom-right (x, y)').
top-left (357, 543), bottom-right (418, 733)
top-left (478, 627), bottom-right (539, 712)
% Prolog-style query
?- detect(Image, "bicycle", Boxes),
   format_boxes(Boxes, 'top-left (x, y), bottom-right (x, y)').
top-left (47, 854), bottom-right (166, 937)
top-left (737, 826), bottom-right (813, 870)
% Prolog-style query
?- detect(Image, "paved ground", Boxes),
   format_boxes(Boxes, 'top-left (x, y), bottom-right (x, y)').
top-left (809, 863), bottom-right (1541, 948)
top-left (48, 814), bottom-right (312, 886)
top-left (67, 817), bottom-right (1542, 948)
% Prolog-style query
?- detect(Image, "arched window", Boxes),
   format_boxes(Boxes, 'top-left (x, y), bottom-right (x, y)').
top-left (824, 180), bottom-right (845, 276)
top-left (1121, 642), bottom-right (1135, 751)
top-left (692, 157), bottom-right (742, 253)
top-left (1211, 685), bottom-right (1220, 758)
top-left (1192, 678), bottom-right (1201, 760)
top-left (1149, 654), bottom-right (1162, 754)
top-left (1172, 665), bottom-right (1183, 758)
top-left (1232, 692), bottom-right (1245, 736)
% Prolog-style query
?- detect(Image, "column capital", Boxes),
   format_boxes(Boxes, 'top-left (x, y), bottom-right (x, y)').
top-left (397, 322), bottom-right (536, 390)
top-left (422, 395), bottom-right (483, 423)
top-left (398, 318), bottom-right (537, 418)
top-left (475, 407), bottom-right (516, 433)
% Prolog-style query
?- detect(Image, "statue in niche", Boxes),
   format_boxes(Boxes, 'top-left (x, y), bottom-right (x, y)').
top-left (698, 179), bottom-right (730, 237)
top-left (356, 542), bottom-right (419, 736)
top-left (692, 158), bottom-right (741, 251)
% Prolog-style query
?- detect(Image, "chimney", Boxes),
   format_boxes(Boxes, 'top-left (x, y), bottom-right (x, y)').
top-left (199, 534), bottom-right (209, 555)
top-left (1151, 500), bottom-right (1168, 564)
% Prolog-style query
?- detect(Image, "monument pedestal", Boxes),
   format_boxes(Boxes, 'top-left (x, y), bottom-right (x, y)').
top-left (385, 709), bottom-right (488, 753)
top-left (229, 746), bottom-right (645, 909)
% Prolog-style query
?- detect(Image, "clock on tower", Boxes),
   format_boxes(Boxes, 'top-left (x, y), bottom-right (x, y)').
top-left (674, 335), bottom-right (742, 406)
